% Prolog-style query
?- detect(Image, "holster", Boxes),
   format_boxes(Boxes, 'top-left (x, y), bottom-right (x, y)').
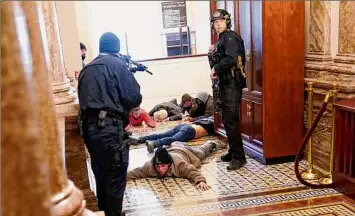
top-left (98, 111), bottom-right (107, 129)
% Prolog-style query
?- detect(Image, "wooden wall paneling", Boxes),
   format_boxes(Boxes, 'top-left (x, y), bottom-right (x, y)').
top-left (262, 1), bottom-right (304, 158)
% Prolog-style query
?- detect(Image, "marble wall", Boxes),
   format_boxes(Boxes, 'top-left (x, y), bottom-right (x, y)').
top-left (304, 1), bottom-right (355, 172)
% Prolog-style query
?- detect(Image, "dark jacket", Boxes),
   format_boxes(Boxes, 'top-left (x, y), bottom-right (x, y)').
top-left (190, 92), bottom-right (214, 120)
top-left (78, 54), bottom-right (142, 127)
top-left (148, 101), bottom-right (183, 121)
top-left (213, 30), bottom-right (245, 87)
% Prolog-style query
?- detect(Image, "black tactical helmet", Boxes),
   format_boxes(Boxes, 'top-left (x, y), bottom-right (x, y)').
top-left (210, 9), bottom-right (232, 29)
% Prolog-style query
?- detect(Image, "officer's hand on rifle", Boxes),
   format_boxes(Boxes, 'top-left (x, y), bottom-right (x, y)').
top-left (210, 67), bottom-right (217, 80)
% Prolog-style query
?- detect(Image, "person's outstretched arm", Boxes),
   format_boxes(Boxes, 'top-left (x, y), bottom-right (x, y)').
top-left (141, 110), bottom-right (156, 128)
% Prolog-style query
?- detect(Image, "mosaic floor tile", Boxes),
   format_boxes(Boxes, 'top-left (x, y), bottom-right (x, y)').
top-left (120, 121), bottom-right (351, 216)
top-left (124, 188), bottom-right (342, 216)
top-left (251, 202), bottom-right (355, 216)
top-left (124, 151), bottom-right (308, 211)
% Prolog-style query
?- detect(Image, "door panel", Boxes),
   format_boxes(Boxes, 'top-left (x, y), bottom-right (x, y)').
top-left (240, 98), bottom-right (252, 141)
top-left (238, 0), bottom-right (252, 93)
top-left (252, 101), bottom-right (263, 144)
top-left (251, 0), bottom-right (263, 93)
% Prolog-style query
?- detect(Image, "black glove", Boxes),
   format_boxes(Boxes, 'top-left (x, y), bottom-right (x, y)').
top-left (135, 64), bottom-right (146, 72)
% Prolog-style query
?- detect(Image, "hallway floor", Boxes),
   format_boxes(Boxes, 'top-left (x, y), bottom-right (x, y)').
top-left (123, 122), bottom-right (355, 216)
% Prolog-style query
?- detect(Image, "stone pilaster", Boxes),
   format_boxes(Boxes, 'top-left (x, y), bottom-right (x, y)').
top-left (37, 1), bottom-right (98, 210)
top-left (306, 1), bottom-right (333, 64)
top-left (305, 1), bottom-right (355, 95)
top-left (22, 1), bottom-right (96, 215)
top-left (333, 1), bottom-right (355, 67)
top-left (304, 1), bottom-right (355, 172)
top-left (37, 1), bottom-right (77, 117)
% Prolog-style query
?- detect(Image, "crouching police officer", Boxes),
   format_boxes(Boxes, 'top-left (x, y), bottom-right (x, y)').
top-left (209, 9), bottom-right (247, 171)
top-left (78, 32), bottom-right (142, 216)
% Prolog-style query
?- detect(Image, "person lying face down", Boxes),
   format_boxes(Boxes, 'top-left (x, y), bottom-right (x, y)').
top-left (153, 109), bottom-right (168, 122)
top-left (183, 92), bottom-right (214, 122)
top-left (127, 140), bottom-right (227, 190)
top-left (148, 100), bottom-right (184, 122)
top-left (138, 116), bottom-right (215, 153)
top-left (179, 93), bottom-right (193, 114)
top-left (128, 107), bottom-right (156, 128)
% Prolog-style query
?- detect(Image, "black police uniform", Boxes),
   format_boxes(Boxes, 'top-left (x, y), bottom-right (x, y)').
top-left (213, 29), bottom-right (247, 169)
top-left (78, 53), bottom-right (142, 215)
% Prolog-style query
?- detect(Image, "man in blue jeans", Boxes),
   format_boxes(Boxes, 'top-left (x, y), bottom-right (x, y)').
top-left (138, 117), bottom-right (214, 153)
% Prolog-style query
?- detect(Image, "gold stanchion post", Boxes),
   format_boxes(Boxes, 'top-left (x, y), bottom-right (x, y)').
top-left (319, 83), bottom-right (338, 185)
top-left (302, 82), bottom-right (318, 180)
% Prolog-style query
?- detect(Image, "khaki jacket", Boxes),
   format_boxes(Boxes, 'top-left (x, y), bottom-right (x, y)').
top-left (127, 146), bottom-right (206, 184)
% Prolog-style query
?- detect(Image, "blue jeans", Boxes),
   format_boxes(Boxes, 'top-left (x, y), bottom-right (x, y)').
top-left (141, 124), bottom-right (196, 147)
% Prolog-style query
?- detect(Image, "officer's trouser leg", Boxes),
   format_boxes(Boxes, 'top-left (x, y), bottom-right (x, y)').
top-left (222, 108), bottom-right (245, 160)
top-left (105, 146), bottom-right (129, 216)
top-left (220, 83), bottom-right (246, 160)
top-left (90, 158), bottom-right (107, 211)
top-left (83, 121), bottom-right (128, 216)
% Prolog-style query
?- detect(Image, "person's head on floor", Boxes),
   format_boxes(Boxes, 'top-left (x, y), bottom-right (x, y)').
top-left (181, 93), bottom-right (192, 109)
top-left (131, 107), bottom-right (141, 119)
top-left (153, 109), bottom-right (168, 122)
top-left (210, 9), bottom-right (231, 34)
top-left (153, 147), bottom-right (172, 176)
top-left (194, 92), bottom-right (209, 112)
top-left (196, 92), bottom-right (209, 105)
top-left (99, 32), bottom-right (120, 54)
top-left (80, 42), bottom-right (87, 61)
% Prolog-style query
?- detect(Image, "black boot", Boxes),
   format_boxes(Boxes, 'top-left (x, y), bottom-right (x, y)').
top-left (146, 141), bottom-right (156, 153)
top-left (137, 137), bottom-right (145, 144)
top-left (227, 158), bottom-right (247, 171)
top-left (220, 152), bottom-right (233, 162)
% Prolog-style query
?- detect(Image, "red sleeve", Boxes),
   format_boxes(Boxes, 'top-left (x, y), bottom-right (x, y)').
top-left (141, 111), bottom-right (156, 128)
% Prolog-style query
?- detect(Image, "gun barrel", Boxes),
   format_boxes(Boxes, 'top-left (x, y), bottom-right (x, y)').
top-left (145, 69), bottom-right (153, 75)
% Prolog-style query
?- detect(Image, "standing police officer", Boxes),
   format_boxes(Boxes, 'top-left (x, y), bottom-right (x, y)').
top-left (209, 9), bottom-right (247, 171)
top-left (78, 32), bottom-right (142, 216)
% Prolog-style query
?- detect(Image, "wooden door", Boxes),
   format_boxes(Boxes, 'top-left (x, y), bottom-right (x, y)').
top-left (250, 0), bottom-right (263, 145)
top-left (238, 0), bottom-right (253, 140)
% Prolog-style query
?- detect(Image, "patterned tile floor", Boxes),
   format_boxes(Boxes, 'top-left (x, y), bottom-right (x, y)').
top-left (122, 122), bottom-right (355, 215)
top-left (252, 203), bottom-right (355, 216)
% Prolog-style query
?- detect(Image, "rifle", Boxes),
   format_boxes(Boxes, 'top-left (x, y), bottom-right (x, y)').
top-left (118, 54), bottom-right (153, 75)
top-left (208, 50), bottom-right (222, 113)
